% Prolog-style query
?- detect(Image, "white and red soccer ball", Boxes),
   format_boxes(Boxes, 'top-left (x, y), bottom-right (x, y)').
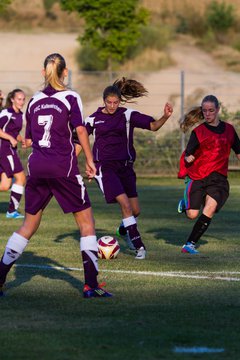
top-left (97, 236), bottom-right (120, 259)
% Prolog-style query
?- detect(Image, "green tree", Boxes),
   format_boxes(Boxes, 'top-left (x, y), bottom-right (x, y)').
top-left (61, 0), bottom-right (149, 71)
top-left (0, 0), bottom-right (11, 12)
top-left (206, 1), bottom-right (235, 32)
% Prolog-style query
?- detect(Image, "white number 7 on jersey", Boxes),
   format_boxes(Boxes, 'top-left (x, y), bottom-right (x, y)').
top-left (38, 115), bottom-right (53, 148)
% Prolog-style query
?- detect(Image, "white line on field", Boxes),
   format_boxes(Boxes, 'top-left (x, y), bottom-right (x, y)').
top-left (15, 264), bottom-right (240, 282)
top-left (173, 346), bottom-right (225, 354)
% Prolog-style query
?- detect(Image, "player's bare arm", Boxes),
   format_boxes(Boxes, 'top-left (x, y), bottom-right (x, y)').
top-left (150, 102), bottom-right (173, 131)
top-left (0, 128), bottom-right (18, 147)
top-left (76, 125), bottom-right (96, 178)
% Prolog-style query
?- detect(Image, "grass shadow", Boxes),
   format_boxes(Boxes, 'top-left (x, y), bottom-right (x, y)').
top-left (146, 227), bottom-right (208, 248)
top-left (6, 251), bottom-right (84, 295)
top-left (53, 228), bottom-right (132, 255)
top-left (0, 201), bottom-right (9, 214)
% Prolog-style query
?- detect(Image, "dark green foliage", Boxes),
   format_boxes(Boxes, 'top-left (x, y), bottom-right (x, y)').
top-left (60, 0), bottom-right (149, 70)
top-left (206, 1), bottom-right (235, 32)
top-left (0, 0), bottom-right (11, 12)
top-left (176, 11), bottom-right (206, 37)
top-left (175, 0), bottom-right (236, 46)
top-left (134, 129), bottom-right (183, 175)
top-left (43, 0), bottom-right (57, 11)
top-left (76, 45), bottom-right (108, 71)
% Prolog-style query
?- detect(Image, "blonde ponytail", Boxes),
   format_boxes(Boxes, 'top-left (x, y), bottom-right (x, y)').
top-left (44, 53), bottom-right (67, 91)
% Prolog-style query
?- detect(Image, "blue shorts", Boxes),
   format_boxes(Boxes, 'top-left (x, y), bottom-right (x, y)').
top-left (25, 175), bottom-right (91, 214)
top-left (94, 160), bottom-right (137, 203)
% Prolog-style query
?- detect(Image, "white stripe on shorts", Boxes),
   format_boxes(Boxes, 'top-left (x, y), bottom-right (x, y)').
top-left (94, 166), bottom-right (104, 194)
top-left (75, 174), bottom-right (86, 204)
top-left (7, 155), bottom-right (14, 171)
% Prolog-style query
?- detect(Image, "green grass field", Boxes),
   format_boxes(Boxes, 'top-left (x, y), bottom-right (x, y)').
top-left (1, 177), bottom-right (240, 360)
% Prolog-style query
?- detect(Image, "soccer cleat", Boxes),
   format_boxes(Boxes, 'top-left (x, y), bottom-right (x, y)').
top-left (83, 283), bottom-right (113, 298)
top-left (6, 211), bottom-right (24, 219)
top-left (116, 226), bottom-right (136, 250)
top-left (178, 199), bottom-right (186, 213)
top-left (135, 246), bottom-right (146, 260)
top-left (181, 242), bottom-right (199, 254)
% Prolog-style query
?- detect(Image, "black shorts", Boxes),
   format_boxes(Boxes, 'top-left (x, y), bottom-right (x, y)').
top-left (186, 172), bottom-right (229, 212)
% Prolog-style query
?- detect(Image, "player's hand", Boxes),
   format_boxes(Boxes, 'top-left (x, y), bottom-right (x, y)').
top-left (21, 138), bottom-right (27, 149)
top-left (185, 155), bottom-right (195, 163)
top-left (10, 137), bottom-right (18, 148)
top-left (164, 102), bottom-right (173, 119)
top-left (85, 160), bottom-right (96, 181)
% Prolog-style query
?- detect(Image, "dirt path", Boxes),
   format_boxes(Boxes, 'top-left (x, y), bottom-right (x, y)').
top-left (1, 32), bottom-right (240, 134)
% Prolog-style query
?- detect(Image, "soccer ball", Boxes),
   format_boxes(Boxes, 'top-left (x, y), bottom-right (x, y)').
top-left (97, 236), bottom-right (120, 259)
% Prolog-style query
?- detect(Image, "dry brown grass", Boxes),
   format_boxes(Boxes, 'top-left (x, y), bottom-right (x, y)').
top-left (212, 45), bottom-right (240, 71)
top-left (120, 48), bottom-right (174, 71)
top-left (141, 0), bottom-right (240, 15)
top-left (0, 0), bottom-right (83, 32)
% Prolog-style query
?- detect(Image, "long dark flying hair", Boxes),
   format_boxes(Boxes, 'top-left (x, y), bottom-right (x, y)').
top-left (180, 95), bottom-right (220, 133)
top-left (103, 77), bottom-right (148, 103)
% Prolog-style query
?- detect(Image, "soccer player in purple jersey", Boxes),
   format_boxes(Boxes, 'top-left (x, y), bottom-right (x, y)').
top-left (0, 89), bottom-right (26, 219)
top-left (0, 53), bottom-right (112, 298)
top-left (0, 90), bottom-right (5, 111)
top-left (85, 77), bottom-right (173, 259)
top-left (178, 95), bottom-right (240, 254)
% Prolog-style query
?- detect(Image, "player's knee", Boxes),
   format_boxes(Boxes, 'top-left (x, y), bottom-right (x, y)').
top-left (121, 202), bottom-right (132, 216)
top-left (186, 210), bottom-right (199, 220)
top-left (0, 183), bottom-right (11, 191)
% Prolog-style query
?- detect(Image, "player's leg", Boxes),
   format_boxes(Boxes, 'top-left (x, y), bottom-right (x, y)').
top-left (116, 164), bottom-right (141, 252)
top-left (0, 172), bottom-right (12, 191)
top-left (116, 193), bottom-right (146, 259)
top-left (129, 197), bottom-right (141, 218)
top-left (6, 170), bottom-right (26, 219)
top-left (0, 176), bottom-right (52, 296)
top-left (0, 211), bottom-right (42, 296)
top-left (74, 207), bottom-right (98, 287)
top-left (74, 207), bottom-right (112, 298)
top-left (182, 195), bottom-right (216, 254)
top-left (51, 176), bottom-right (112, 298)
top-left (181, 179), bottom-right (204, 254)
top-left (182, 173), bottom-right (228, 254)
top-left (117, 196), bottom-right (140, 236)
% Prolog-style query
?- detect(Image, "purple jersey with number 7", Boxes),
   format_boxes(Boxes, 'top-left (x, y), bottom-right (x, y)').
top-left (25, 85), bottom-right (84, 178)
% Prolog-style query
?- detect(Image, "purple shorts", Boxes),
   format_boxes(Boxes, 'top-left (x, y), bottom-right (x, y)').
top-left (0, 152), bottom-right (24, 178)
top-left (95, 160), bottom-right (137, 203)
top-left (25, 175), bottom-right (91, 214)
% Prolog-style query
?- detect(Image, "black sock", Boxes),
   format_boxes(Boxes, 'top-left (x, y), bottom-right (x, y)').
top-left (118, 224), bottom-right (127, 236)
top-left (187, 214), bottom-right (212, 244)
top-left (0, 258), bottom-right (16, 286)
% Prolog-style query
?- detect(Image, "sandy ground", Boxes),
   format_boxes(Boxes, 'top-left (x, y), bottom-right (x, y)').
top-left (1, 32), bottom-right (240, 134)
